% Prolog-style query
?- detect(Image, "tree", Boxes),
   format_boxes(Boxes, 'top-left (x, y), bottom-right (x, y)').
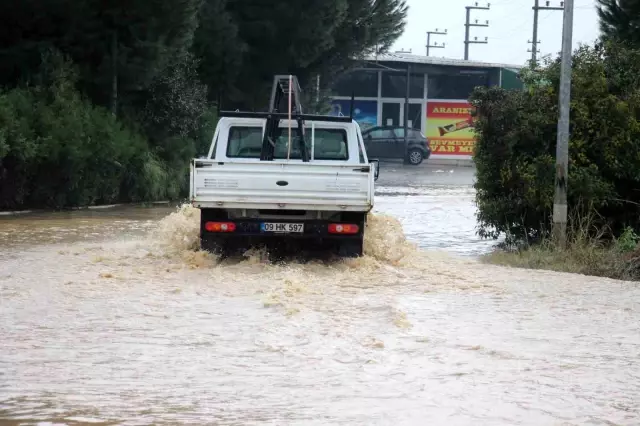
top-left (0, 0), bottom-right (409, 210)
top-left (0, 50), bottom-right (174, 209)
top-left (0, 0), bottom-right (82, 86)
top-left (0, 0), bottom-right (202, 115)
top-left (195, 0), bottom-right (408, 109)
top-left (219, 0), bottom-right (346, 108)
top-left (304, 0), bottom-right (409, 100)
top-left (470, 40), bottom-right (640, 245)
top-left (597, 0), bottom-right (640, 46)
top-left (69, 0), bottom-right (202, 115)
top-left (321, 0), bottom-right (409, 66)
top-left (192, 0), bottom-right (245, 103)
top-left (140, 52), bottom-right (208, 178)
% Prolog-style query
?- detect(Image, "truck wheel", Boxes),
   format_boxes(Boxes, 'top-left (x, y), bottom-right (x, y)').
top-left (338, 238), bottom-right (364, 258)
top-left (407, 148), bottom-right (424, 165)
top-left (200, 236), bottom-right (224, 255)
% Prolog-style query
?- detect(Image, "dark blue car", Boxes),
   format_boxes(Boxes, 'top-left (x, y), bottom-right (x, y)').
top-left (361, 126), bottom-right (431, 165)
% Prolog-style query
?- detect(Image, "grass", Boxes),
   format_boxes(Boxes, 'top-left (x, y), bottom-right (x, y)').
top-left (481, 213), bottom-right (640, 281)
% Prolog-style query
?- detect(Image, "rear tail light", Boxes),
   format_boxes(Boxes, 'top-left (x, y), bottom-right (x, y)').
top-left (205, 221), bottom-right (236, 232)
top-left (328, 223), bottom-right (359, 234)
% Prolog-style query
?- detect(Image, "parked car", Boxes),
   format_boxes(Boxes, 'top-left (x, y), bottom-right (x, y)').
top-left (361, 126), bottom-right (431, 165)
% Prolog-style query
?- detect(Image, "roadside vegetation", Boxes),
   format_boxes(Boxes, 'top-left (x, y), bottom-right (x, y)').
top-left (0, 0), bottom-right (408, 210)
top-left (484, 212), bottom-right (640, 281)
top-left (471, 0), bottom-right (640, 280)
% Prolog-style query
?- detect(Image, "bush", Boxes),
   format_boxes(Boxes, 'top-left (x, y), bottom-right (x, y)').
top-left (0, 52), bottom-right (178, 210)
top-left (470, 40), bottom-right (640, 246)
top-left (133, 54), bottom-right (212, 201)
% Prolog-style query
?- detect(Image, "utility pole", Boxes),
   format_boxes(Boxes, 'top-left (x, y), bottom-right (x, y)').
top-left (427, 29), bottom-right (447, 56)
top-left (529, 0), bottom-right (565, 65)
top-left (404, 64), bottom-right (411, 149)
top-left (464, 3), bottom-right (490, 60)
top-left (552, 0), bottom-right (574, 249)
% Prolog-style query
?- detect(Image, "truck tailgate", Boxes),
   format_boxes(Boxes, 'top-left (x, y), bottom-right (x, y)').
top-left (190, 161), bottom-right (373, 211)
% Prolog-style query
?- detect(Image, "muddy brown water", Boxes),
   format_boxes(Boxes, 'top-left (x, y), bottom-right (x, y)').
top-left (1, 167), bottom-right (639, 425)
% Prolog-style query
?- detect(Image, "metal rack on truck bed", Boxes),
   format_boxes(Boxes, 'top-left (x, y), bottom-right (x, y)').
top-left (190, 74), bottom-right (377, 259)
top-left (218, 75), bottom-right (355, 162)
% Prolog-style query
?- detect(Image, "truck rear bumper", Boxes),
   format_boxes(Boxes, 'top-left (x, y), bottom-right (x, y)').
top-left (200, 218), bottom-right (364, 240)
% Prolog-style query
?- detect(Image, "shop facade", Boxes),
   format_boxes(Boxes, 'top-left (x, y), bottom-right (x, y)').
top-left (329, 53), bottom-right (523, 160)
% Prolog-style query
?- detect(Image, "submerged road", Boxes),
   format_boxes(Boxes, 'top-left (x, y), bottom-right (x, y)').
top-left (1, 162), bottom-right (638, 425)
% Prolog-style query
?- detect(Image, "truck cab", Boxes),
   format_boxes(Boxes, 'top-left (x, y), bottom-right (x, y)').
top-left (189, 75), bottom-right (379, 258)
top-left (209, 117), bottom-right (367, 165)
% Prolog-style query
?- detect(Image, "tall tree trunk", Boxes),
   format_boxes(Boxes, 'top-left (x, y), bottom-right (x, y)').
top-left (111, 29), bottom-right (118, 116)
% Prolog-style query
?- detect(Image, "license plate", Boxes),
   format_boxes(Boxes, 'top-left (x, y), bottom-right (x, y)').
top-left (260, 222), bottom-right (304, 233)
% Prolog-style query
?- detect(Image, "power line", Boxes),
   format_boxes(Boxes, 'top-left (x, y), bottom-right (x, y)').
top-left (426, 28), bottom-right (447, 56)
top-left (464, 2), bottom-right (491, 60)
top-left (491, 9), bottom-right (556, 63)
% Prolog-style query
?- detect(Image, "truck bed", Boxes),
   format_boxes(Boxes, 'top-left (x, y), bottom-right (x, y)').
top-left (190, 160), bottom-right (374, 211)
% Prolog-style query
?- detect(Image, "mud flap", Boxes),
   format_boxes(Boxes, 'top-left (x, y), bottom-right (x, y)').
top-left (200, 236), bottom-right (225, 255)
top-left (338, 237), bottom-right (364, 257)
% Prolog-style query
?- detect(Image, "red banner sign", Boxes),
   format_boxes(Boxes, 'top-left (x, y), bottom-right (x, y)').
top-left (426, 100), bottom-right (476, 156)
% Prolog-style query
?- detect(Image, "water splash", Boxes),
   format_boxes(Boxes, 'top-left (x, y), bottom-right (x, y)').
top-left (151, 203), bottom-right (202, 255)
top-left (149, 203), bottom-right (423, 268)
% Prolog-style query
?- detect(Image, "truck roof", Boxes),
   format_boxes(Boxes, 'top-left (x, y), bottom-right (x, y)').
top-left (217, 116), bottom-right (360, 129)
top-left (208, 116), bottom-right (367, 164)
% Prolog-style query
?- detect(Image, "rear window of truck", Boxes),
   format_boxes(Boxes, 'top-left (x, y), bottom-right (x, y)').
top-left (226, 126), bottom-right (348, 160)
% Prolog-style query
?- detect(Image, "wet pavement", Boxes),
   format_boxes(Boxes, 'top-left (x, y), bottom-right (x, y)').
top-left (374, 162), bottom-right (492, 256)
top-left (1, 163), bottom-right (639, 426)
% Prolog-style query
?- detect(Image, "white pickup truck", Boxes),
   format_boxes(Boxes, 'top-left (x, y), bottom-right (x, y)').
top-left (189, 78), bottom-right (379, 258)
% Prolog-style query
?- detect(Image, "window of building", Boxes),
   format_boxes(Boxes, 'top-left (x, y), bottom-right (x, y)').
top-left (381, 72), bottom-right (424, 98)
top-left (332, 70), bottom-right (379, 97)
top-left (226, 126), bottom-right (348, 160)
top-left (427, 73), bottom-right (489, 99)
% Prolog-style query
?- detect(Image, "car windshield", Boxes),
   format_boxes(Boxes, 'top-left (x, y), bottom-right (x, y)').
top-left (226, 126), bottom-right (348, 160)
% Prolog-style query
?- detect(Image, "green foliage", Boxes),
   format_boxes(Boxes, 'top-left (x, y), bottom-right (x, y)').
top-left (471, 40), bottom-right (640, 245)
top-left (192, 0), bottom-right (244, 102)
top-left (0, 0), bottom-right (202, 111)
top-left (597, 0), bottom-right (640, 47)
top-left (0, 52), bottom-right (177, 209)
top-left (194, 107), bottom-right (219, 157)
top-left (215, 0), bottom-right (408, 109)
top-left (0, 0), bottom-right (408, 210)
top-left (616, 226), bottom-right (639, 253)
top-left (223, 0), bottom-right (350, 108)
top-left (139, 53), bottom-right (208, 168)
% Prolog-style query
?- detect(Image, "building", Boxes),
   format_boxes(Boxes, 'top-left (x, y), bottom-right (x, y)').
top-left (329, 52), bottom-right (524, 161)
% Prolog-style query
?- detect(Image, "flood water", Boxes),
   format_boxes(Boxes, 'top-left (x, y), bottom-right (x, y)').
top-left (1, 164), bottom-right (639, 425)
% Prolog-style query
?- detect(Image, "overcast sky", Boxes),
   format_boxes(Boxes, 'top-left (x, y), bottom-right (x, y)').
top-left (392, 0), bottom-right (600, 65)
